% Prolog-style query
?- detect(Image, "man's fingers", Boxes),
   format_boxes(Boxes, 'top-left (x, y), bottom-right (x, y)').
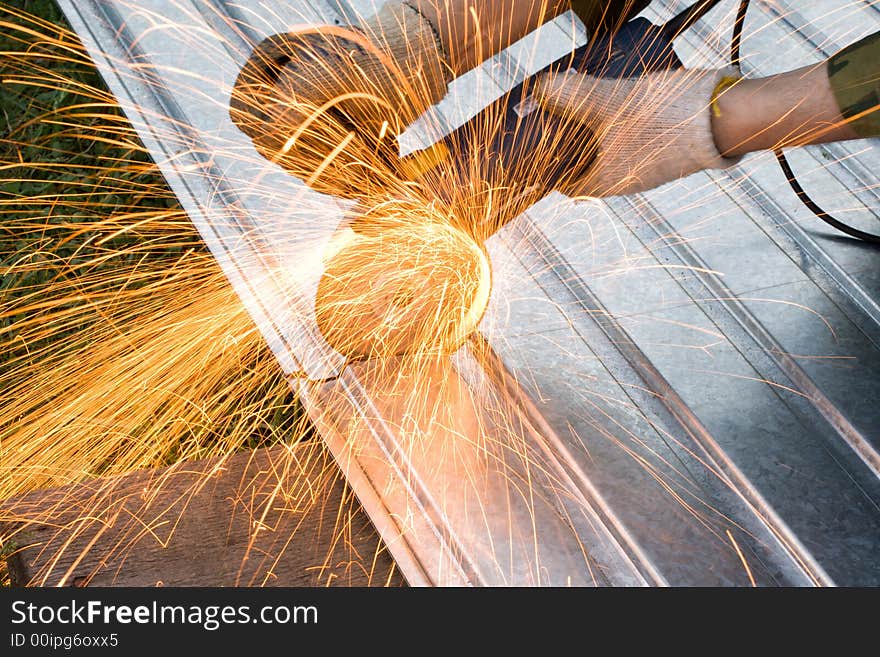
top-left (533, 71), bottom-right (584, 115)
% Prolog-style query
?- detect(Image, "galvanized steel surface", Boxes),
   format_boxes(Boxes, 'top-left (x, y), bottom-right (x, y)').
top-left (55, 0), bottom-right (880, 585)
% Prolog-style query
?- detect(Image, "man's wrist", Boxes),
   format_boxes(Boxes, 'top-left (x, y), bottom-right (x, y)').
top-left (708, 72), bottom-right (744, 157)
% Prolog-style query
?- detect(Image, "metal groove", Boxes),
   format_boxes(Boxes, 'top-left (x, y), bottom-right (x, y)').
top-left (625, 192), bottom-right (880, 478)
top-left (502, 216), bottom-right (823, 585)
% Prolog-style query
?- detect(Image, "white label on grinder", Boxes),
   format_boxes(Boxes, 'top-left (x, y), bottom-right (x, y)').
top-left (513, 95), bottom-right (540, 118)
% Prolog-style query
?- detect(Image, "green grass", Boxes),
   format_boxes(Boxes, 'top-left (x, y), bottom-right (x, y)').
top-left (0, 0), bottom-right (305, 465)
top-left (1, 0), bottom-right (184, 365)
top-left (0, 3), bottom-right (182, 266)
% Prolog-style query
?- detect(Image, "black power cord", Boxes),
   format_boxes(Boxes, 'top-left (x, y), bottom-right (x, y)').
top-left (731, 0), bottom-right (880, 244)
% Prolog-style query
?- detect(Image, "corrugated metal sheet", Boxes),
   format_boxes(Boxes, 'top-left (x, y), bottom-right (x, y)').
top-left (55, 0), bottom-right (880, 585)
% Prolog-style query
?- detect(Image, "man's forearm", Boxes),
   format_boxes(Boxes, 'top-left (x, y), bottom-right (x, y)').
top-left (409, 0), bottom-right (649, 76)
top-left (712, 31), bottom-right (880, 158)
top-left (711, 63), bottom-right (861, 157)
top-left (409, 1), bottom-right (569, 76)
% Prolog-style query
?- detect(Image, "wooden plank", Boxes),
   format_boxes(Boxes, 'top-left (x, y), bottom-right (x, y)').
top-left (0, 443), bottom-right (404, 587)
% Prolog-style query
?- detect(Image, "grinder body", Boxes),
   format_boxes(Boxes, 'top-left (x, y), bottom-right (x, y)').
top-left (384, 15), bottom-right (685, 238)
top-left (232, 8), bottom-right (694, 362)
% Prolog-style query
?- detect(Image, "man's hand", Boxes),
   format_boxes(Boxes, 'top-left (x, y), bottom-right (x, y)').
top-left (535, 67), bottom-right (742, 197)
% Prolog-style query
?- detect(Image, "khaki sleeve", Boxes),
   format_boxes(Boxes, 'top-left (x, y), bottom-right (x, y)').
top-left (827, 31), bottom-right (880, 139)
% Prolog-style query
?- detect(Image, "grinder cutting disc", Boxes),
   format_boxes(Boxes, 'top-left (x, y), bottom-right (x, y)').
top-left (315, 220), bottom-right (492, 361)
